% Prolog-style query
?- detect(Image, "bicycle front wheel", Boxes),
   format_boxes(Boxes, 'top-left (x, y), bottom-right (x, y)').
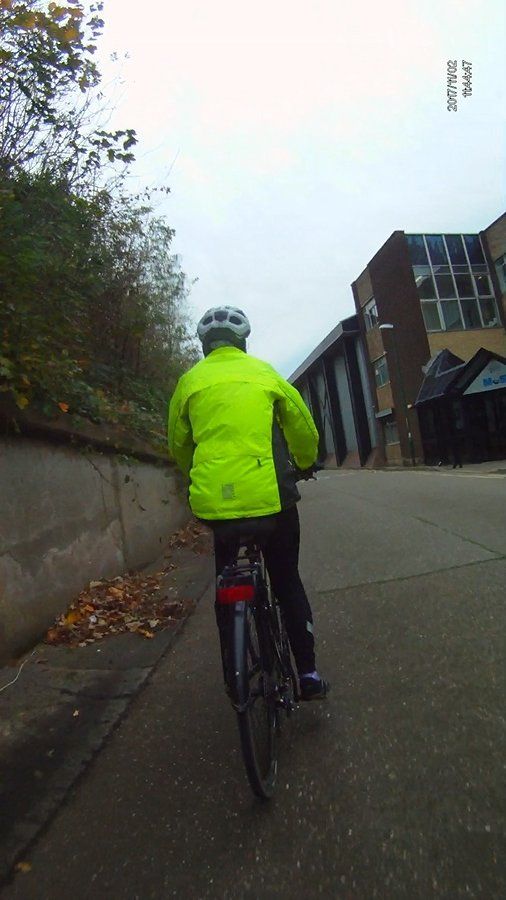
top-left (235, 602), bottom-right (278, 800)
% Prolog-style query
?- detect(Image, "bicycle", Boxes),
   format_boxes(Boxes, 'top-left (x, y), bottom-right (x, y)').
top-left (215, 465), bottom-right (320, 800)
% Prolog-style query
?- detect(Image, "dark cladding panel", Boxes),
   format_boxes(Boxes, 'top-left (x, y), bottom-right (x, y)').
top-left (333, 355), bottom-right (356, 453)
top-left (356, 337), bottom-right (379, 447)
top-left (297, 379), bottom-right (312, 415)
top-left (343, 338), bottom-right (372, 465)
top-left (313, 365), bottom-right (336, 461)
top-left (324, 355), bottom-right (348, 464)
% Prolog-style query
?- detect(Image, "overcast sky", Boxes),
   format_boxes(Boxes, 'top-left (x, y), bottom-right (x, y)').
top-left (99, 0), bottom-right (505, 377)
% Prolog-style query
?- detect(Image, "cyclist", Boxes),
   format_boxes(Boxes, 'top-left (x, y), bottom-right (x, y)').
top-left (168, 306), bottom-right (329, 701)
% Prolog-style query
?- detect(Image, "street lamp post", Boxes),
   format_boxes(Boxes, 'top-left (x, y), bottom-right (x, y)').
top-left (379, 323), bottom-right (416, 466)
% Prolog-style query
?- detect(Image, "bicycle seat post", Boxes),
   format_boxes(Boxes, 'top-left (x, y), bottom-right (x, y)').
top-left (238, 535), bottom-right (261, 566)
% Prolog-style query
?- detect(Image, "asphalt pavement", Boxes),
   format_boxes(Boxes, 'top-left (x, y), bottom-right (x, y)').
top-left (0, 537), bottom-right (212, 884)
top-left (1, 465), bottom-right (505, 899)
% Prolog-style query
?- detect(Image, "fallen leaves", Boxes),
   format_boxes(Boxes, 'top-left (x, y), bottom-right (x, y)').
top-left (14, 393), bottom-right (30, 409)
top-left (15, 862), bottom-right (32, 874)
top-left (64, 609), bottom-right (81, 626)
top-left (45, 569), bottom-right (194, 647)
top-left (43, 519), bottom-right (208, 648)
top-left (166, 519), bottom-right (211, 555)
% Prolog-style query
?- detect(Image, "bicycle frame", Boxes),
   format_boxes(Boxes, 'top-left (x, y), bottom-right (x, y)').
top-left (216, 537), bottom-right (299, 799)
top-left (217, 542), bottom-right (296, 712)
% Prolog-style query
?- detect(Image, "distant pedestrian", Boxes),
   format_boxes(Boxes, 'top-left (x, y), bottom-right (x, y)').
top-left (450, 433), bottom-right (463, 469)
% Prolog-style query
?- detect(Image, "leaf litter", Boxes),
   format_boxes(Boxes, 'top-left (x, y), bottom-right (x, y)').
top-left (165, 518), bottom-right (211, 555)
top-left (44, 519), bottom-right (211, 647)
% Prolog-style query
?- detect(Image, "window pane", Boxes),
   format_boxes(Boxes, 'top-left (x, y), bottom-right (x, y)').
top-left (471, 264), bottom-right (488, 274)
top-left (426, 234), bottom-right (448, 266)
top-left (413, 266), bottom-right (436, 298)
top-left (454, 273), bottom-right (474, 297)
top-left (435, 274), bottom-right (456, 297)
top-left (479, 298), bottom-right (499, 327)
top-left (495, 255), bottom-right (506, 292)
top-left (374, 356), bottom-right (389, 387)
top-left (421, 301), bottom-right (442, 331)
top-left (474, 274), bottom-right (491, 297)
top-left (364, 298), bottom-right (378, 330)
top-left (452, 264), bottom-right (470, 274)
top-left (406, 235), bottom-right (428, 265)
top-left (444, 234), bottom-right (467, 265)
top-left (463, 234), bottom-right (485, 265)
top-left (441, 299), bottom-right (463, 331)
top-left (460, 298), bottom-right (482, 328)
top-left (384, 418), bottom-right (399, 445)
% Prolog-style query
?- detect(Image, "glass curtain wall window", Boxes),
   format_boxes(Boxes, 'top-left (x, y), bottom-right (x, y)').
top-left (407, 233), bottom-right (500, 332)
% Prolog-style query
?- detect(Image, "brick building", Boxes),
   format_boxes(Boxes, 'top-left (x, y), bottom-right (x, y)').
top-left (352, 223), bottom-right (506, 465)
top-left (289, 316), bottom-right (377, 467)
top-left (290, 214), bottom-right (506, 468)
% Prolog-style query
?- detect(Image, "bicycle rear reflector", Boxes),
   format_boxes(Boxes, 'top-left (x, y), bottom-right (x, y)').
top-left (217, 584), bottom-right (255, 604)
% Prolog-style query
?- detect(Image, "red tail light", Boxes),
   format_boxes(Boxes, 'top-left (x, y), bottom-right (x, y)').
top-left (216, 584), bottom-right (255, 604)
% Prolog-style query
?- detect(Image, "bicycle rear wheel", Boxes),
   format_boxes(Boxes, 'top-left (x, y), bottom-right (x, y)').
top-left (235, 602), bottom-right (278, 800)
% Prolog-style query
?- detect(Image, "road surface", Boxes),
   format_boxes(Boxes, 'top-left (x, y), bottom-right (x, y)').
top-left (3, 469), bottom-right (505, 899)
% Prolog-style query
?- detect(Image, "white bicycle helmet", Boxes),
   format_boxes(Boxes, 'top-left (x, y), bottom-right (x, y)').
top-left (197, 306), bottom-right (251, 355)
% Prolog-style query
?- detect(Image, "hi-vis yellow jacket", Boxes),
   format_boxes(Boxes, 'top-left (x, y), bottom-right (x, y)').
top-left (167, 346), bottom-right (319, 520)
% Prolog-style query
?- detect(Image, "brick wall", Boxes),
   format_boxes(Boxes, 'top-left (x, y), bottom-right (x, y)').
top-left (482, 213), bottom-right (506, 327)
top-left (428, 328), bottom-right (506, 361)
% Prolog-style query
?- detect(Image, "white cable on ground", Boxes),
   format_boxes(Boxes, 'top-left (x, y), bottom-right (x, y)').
top-left (0, 649), bottom-right (37, 694)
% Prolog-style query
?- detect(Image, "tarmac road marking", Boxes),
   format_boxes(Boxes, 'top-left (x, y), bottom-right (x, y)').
top-left (324, 470), bottom-right (506, 479)
top-left (368, 470), bottom-right (506, 479)
top-left (316, 553), bottom-right (506, 597)
top-left (431, 473), bottom-right (506, 479)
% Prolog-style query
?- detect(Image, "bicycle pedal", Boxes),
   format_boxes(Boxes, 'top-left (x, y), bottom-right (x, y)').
top-left (275, 694), bottom-right (296, 712)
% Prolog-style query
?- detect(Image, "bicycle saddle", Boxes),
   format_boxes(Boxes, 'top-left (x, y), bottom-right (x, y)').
top-left (211, 516), bottom-right (276, 547)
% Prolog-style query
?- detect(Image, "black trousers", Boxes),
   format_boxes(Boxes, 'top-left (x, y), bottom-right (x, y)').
top-left (210, 505), bottom-right (316, 675)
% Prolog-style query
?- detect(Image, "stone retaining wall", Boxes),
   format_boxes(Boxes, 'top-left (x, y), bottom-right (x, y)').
top-left (0, 437), bottom-right (188, 663)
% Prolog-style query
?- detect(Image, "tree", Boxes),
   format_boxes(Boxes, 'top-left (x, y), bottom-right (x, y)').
top-left (0, 1), bottom-right (198, 451)
top-left (0, 0), bottom-right (137, 184)
top-left (0, 169), bottom-right (198, 443)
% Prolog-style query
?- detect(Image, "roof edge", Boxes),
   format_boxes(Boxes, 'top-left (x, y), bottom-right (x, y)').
top-left (289, 314), bottom-right (358, 383)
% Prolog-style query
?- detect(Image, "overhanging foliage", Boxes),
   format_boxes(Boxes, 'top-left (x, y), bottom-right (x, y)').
top-left (0, 0), bottom-right (198, 454)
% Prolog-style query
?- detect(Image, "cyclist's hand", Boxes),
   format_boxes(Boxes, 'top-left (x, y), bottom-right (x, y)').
top-left (294, 463), bottom-right (322, 481)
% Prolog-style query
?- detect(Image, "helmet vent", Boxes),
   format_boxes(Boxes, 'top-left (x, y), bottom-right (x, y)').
top-left (197, 306), bottom-right (251, 346)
